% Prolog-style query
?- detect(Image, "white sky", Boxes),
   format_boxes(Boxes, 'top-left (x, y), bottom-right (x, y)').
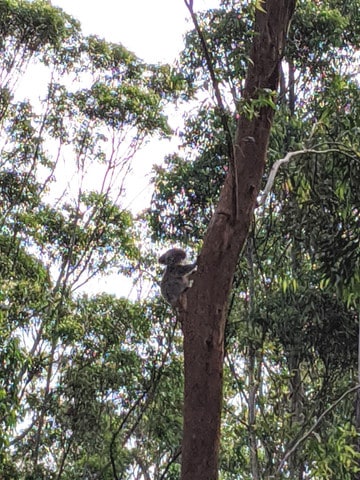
top-left (52, 0), bottom-right (218, 63)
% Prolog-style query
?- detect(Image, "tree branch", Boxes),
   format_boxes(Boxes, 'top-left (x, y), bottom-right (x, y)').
top-left (259, 147), bottom-right (356, 207)
top-left (183, 0), bottom-right (234, 162)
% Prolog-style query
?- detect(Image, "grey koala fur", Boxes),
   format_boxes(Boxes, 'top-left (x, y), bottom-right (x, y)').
top-left (158, 248), bottom-right (197, 307)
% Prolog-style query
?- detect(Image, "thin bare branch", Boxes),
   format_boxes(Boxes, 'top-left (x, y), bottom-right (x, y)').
top-left (277, 384), bottom-right (360, 474)
top-left (258, 147), bottom-right (357, 207)
top-left (183, 0), bottom-right (234, 162)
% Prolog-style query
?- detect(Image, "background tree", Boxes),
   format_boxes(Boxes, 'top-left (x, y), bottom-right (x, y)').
top-left (0, 1), bottom-right (185, 478)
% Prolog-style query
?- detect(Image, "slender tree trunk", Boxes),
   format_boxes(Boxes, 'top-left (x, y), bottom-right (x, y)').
top-left (288, 58), bottom-right (296, 116)
top-left (287, 353), bottom-right (305, 479)
top-left (180, 2), bottom-right (296, 479)
top-left (248, 346), bottom-right (260, 480)
top-left (355, 310), bottom-right (360, 479)
top-left (246, 238), bottom-right (260, 480)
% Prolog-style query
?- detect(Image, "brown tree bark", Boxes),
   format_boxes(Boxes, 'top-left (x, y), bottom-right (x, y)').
top-left (180, 2), bottom-right (296, 479)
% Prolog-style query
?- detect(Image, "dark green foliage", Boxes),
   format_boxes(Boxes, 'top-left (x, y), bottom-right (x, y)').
top-left (148, 108), bottom-right (233, 243)
top-left (289, 0), bottom-right (360, 75)
top-left (181, 6), bottom-right (253, 92)
top-left (263, 290), bottom-right (357, 370)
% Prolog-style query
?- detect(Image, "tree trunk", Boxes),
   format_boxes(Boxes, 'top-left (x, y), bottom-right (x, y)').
top-left (354, 313), bottom-right (360, 479)
top-left (287, 353), bottom-right (305, 479)
top-left (288, 57), bottom-right (296, 116)
top-left (180, 2), bottom-right (296, 479)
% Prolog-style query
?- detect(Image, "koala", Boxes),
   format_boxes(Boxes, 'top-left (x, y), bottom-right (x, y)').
top-left (158, 248), bottom-right (197, 307)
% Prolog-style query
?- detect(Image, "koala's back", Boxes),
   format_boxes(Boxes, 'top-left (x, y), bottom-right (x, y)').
top-left (160, 270), bottom-right (189, 306)
top-left (158, 247), bottom-right (196, 307)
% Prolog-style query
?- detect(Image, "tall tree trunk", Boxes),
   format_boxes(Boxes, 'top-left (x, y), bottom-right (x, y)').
top-left (180, 2), bottom-right (296, 479)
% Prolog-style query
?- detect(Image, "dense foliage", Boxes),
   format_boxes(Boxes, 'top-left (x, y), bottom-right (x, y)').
top-left (0, 0), bottom-right (359, 479)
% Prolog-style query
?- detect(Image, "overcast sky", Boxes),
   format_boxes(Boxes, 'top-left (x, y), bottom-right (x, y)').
top-left (52, 0), bottom-right (219, 63)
